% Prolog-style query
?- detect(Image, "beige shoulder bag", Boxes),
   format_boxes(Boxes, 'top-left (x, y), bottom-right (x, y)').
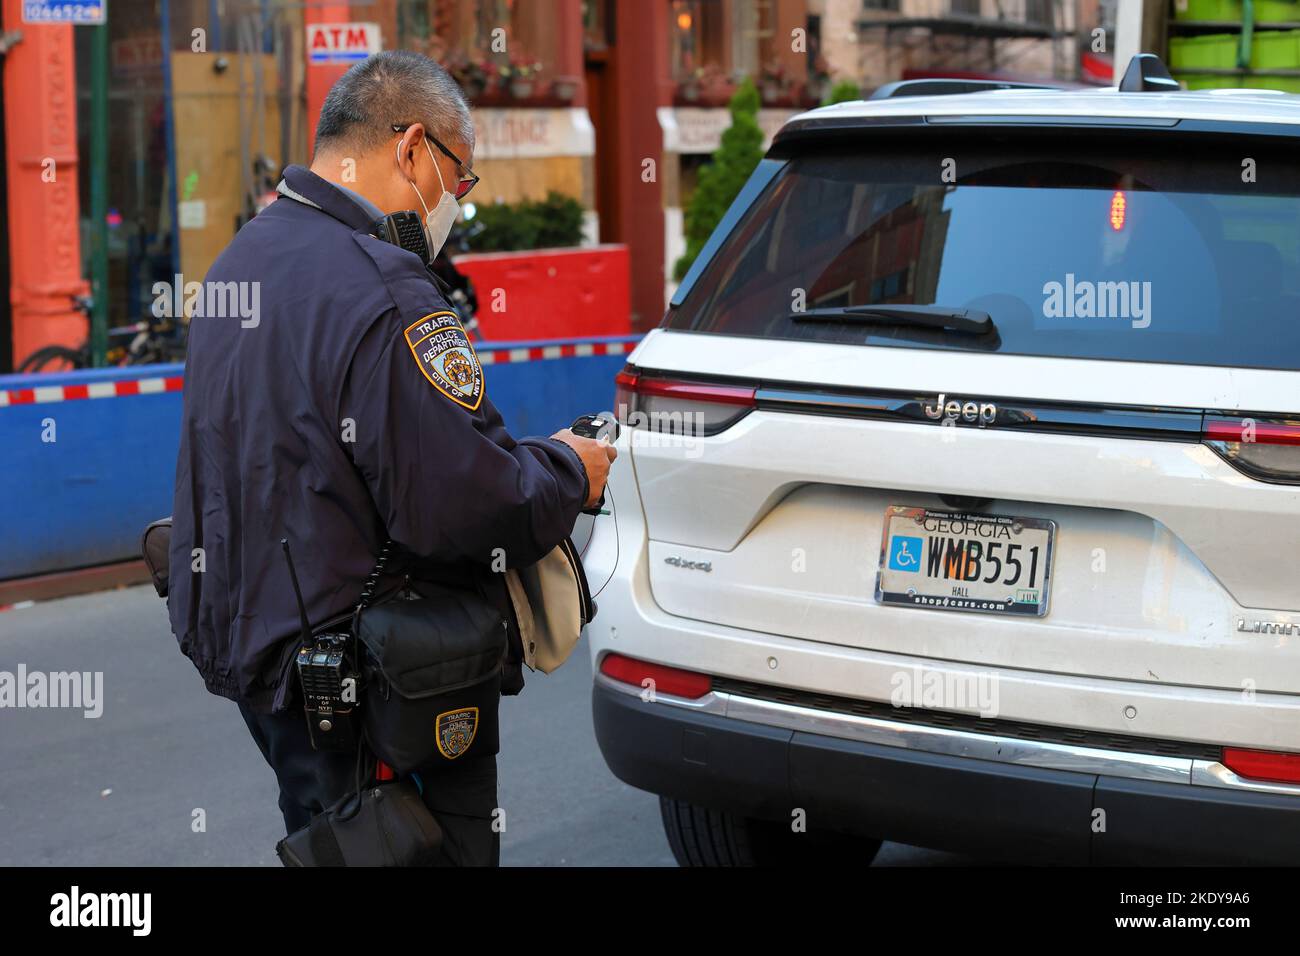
top-left (503, 536), bottom-right (594, 673)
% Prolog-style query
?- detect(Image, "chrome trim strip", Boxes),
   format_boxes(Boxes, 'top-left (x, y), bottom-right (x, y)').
top-left (597, 671), bottom-right (1300, 798)
top-left (1192, 760), bottom-right (1300, 798)
top-left (717, 691), bottom-right (1190, 785)
top-left (752, 385), bottom-right (1204, 442)
top-left (924, 114), bottom-right (1180, 128)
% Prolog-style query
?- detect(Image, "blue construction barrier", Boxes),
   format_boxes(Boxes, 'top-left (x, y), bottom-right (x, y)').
top-left (0, 334), bottom-right (637, 582)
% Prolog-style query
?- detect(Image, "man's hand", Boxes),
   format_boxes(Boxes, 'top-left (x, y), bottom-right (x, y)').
top-left (552, 428), bottom-right (618, 509)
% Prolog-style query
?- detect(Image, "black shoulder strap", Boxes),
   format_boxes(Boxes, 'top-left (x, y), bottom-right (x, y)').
top-left (307, 812), bottom-right (348, 867)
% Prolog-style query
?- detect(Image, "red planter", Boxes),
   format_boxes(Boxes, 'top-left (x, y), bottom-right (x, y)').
top-left (454, 244), bottom-right (631, 340)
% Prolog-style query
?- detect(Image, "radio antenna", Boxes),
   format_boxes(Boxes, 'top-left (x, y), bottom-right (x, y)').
top-left (280, 538), bottom-right (313, 644)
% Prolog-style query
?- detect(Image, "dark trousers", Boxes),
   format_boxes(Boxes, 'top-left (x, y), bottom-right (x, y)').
top-left (237, 702), bottom-right (501, 866)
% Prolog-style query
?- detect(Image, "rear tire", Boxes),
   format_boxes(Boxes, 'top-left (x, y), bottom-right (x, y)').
top-left (659, 796), bottom-right (883, 867)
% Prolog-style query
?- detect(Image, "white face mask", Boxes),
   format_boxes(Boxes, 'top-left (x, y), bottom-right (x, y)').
top-left (401, 138), bottom-right (459, 260)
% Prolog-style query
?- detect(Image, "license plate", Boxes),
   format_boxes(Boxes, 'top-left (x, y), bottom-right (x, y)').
top-left (875, 506), bottom-right (1055, 617)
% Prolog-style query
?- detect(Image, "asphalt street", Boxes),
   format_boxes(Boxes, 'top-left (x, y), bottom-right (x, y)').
top-left (0, 584), bottom-right (967, 866)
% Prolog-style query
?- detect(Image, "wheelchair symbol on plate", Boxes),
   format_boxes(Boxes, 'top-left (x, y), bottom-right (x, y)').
top-left (888, 535), bottom-right (923, 573)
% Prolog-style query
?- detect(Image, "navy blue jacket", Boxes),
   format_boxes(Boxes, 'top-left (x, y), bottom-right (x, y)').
top-left (168, 165), bottom-right (588, 712)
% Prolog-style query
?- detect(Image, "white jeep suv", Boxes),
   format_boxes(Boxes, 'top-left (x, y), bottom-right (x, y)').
top-left (582, 57), bottom-right (1300, 865)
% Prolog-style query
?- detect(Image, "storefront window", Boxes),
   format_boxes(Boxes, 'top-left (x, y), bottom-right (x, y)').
top-left (395, 0), bottom-right (564, 103)
top-left (74, 1), bottom-right (305, 327)
top-left (671, 0), bottom-right (728, 80)
top-left (75, 4), bottom-right (174, 327)
top-left (670, 0), bottom-right (791, 103)
top-left (582, 0), bottom-right (613, 51)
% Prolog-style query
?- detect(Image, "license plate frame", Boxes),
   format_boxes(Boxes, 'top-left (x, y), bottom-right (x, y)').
top-left (875, 506), bottom-right (1056, 617)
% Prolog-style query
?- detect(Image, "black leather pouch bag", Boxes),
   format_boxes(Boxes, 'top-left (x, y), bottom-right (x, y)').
top-left (140, 517), bottom-right (173, 598)
top-left (356, 580), bottom-right (506, 775)
top-left (276, 775), bottom-right (443, 867)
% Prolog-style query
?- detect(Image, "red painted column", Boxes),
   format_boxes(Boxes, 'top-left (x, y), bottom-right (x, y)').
top-left (304, 2), bottom-right (353, 154)
top-left (612, 0), bottom-right (671, 330)
top-left (2, 0), bottom-right (89, 371)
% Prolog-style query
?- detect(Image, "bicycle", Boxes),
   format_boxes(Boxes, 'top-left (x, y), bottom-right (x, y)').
top-left (16, 295), bottom-right (187, 373)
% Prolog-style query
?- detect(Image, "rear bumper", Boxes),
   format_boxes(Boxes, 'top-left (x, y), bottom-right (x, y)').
top-left (592, 676), bottom-right (1300, 865)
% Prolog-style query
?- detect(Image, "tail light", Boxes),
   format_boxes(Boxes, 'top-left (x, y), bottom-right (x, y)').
top-left (1203, 415), bottom-right (1300, 484)
top-left (599, 653), bottom-right (712, 699)
top-left (613, 365), bottom-right (756, 437)
top-left (1222, 747), bottom-right (1300, 785)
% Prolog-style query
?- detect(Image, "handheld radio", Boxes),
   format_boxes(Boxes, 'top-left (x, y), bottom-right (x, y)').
top-left (371, 211), bottom-right (431, 264)
top-left (281, 538), bottom-right (358, 752)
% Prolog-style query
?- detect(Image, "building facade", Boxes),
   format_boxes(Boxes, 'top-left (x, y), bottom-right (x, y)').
top-left (2, 0), bottom-right (1102, 368)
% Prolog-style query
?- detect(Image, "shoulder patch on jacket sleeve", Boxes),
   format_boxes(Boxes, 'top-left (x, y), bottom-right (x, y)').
top-left (403, 311), bottom-right (484, 411)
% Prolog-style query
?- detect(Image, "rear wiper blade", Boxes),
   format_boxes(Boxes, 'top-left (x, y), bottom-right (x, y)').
top-left (790, 304), bottom-right (994, 335)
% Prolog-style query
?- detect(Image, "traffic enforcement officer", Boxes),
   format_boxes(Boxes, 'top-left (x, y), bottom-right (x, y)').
top-left (166, 50), bottom-right (615, 866)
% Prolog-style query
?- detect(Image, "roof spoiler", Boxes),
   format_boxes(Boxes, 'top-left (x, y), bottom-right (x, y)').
top-left (869, 78), bottom-right (1063, 100)
top-left (865, 54), bottom-right (1180, 100)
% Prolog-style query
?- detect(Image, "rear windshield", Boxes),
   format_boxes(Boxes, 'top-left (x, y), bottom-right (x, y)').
top-left (667, 136), bottom-right (1300, 370)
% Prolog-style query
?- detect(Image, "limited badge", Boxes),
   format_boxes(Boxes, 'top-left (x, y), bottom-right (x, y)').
top-left (435, 707), bottom-right (479, 759)
top-left (404, 311), bottom-right (484, 411)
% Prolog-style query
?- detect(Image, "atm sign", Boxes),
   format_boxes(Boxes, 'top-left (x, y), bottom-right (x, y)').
top-left (307, 22), bottom-right (382, 65)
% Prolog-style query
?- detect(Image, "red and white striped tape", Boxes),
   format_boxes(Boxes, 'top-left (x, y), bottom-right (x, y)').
top-left (0, 339), bottom-right (637, 407)
top-left (477, 339), bottom-right (634, 366)
top-left (0, 375), bottom-right (184, 408)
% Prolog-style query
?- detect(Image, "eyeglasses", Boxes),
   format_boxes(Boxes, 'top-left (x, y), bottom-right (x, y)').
top-left (392, 124), bottom-right (479, 200)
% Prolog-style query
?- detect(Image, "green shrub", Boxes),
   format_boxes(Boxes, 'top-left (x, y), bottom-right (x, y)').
top-left (472, 190), bottom-right (585, 252)
top-left (822, 79), bottom-right (861, 106)
top-left (474, 200), bottom-right (537, 252)
top-left (673, 77), bottom-right (765, 282)
top-left (532, 190), bottom-right (585, 249)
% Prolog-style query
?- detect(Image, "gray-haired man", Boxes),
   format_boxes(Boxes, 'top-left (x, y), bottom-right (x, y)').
top-left (169, 51), bottom-right (615, 865)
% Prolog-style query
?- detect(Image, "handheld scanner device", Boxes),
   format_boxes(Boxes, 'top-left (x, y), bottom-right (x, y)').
top-left (570, 413), bottom-right (619, 443)
top-left (570, 413), bottom-right (618, 515)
